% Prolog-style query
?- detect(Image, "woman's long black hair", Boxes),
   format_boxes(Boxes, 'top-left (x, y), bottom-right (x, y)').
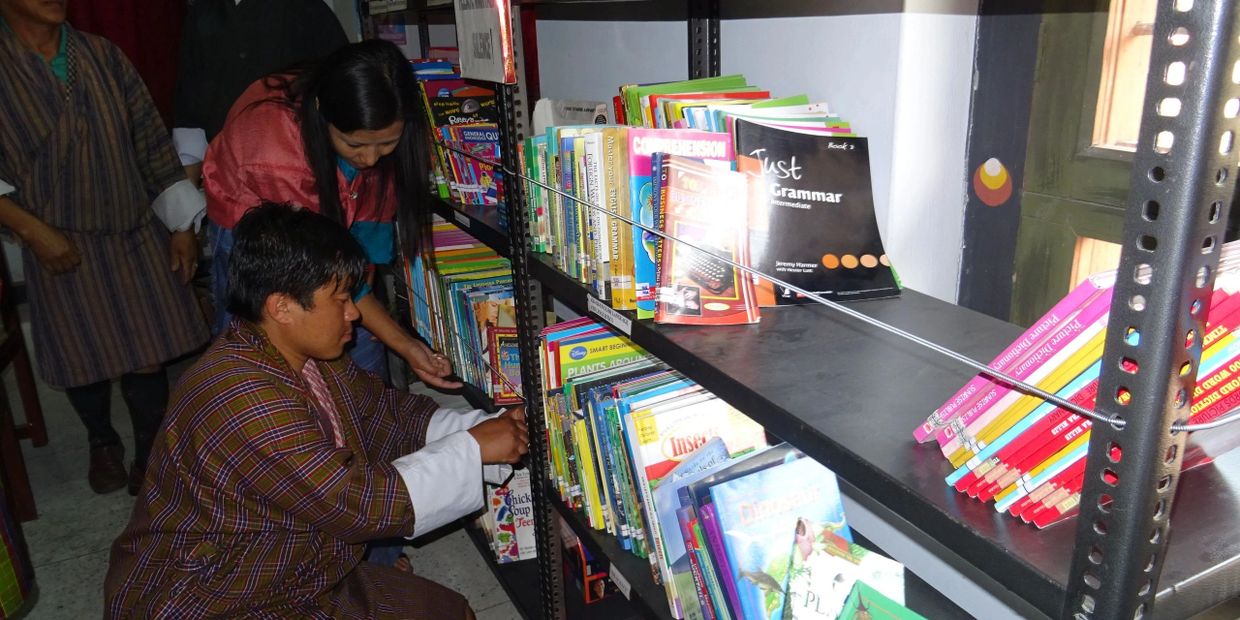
top-left (264, 39), bottom-right (431, 253)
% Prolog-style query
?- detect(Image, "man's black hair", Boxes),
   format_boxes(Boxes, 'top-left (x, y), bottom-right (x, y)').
top-left (226, 202), bottom-right (367, 322)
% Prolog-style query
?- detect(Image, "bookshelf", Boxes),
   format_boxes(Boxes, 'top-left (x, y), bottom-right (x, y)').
top-left (383, 1), bottom-right (1240, 618)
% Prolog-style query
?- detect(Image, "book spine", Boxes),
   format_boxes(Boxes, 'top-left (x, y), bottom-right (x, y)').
top-left (937, 290), bottom-right (1116, 456)
top-left (677, 506), bottom-right (716, 620)
top-left (651, 152), bottom-right (670, 318)
top-left (699, 503), bottom-right (742, 619)
top-left (914, 281), bottom-right (1103, 443)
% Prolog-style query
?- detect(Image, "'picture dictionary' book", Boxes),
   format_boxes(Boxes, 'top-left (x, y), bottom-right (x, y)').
top-left (734, 120), bottom-right (900, 305)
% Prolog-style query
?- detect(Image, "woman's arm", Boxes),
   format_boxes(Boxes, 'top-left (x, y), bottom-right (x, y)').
top-left (354, 292), bottom-right (463, 390)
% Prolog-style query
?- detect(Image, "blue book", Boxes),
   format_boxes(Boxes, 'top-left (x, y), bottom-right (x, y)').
top-left (708, 453), bottom-right (852, 620)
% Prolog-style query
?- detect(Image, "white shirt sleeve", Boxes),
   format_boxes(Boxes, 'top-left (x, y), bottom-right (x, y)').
top-left (151, 179), bottom-right (206, 232)
top-left (0, 178), bottom-right (14, 197)
top-left (392, 407), bottom-right (516, 538)
top-left (172, 128), bottom-right (209, 166)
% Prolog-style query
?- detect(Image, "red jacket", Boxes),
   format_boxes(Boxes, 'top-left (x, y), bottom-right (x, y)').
top-left (203, 78), bottom-right (396, 231)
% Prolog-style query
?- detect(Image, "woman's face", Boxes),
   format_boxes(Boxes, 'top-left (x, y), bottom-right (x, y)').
top-left (328, 120), bottom-right (404, 170)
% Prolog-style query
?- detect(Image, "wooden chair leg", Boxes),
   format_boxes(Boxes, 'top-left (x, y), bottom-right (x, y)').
top-left (0, 382), bottom-right (36, 522)
top-left (10, 342), bottom-right (45, 447)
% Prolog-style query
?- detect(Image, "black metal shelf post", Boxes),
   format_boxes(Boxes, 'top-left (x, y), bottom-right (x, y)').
top-left (495, 5), bottom-right (567, 619)
top-left (687, 0), bottom-right (720, 79)
top-left (1066, 1), bottom-right (1240, 618)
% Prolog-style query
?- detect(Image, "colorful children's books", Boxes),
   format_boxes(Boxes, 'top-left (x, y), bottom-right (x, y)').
top-left (733, 120), bottom-right (899, 306)
top-left (837, 581), bottom-right (926, 620)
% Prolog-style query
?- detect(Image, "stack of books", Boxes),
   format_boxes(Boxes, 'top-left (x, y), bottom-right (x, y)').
top-left (404, 216), bottom-right (521, 406)
top-left (518, 75), bottom-right (901, 328)
top-left (540, 317), bottom-right (924, 619)
top-left (916, 242), bottom-right (1240, 528)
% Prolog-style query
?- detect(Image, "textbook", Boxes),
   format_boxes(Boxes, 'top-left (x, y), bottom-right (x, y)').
top-left (733, 120), bottom-right (899, 306)
top-left (654, 154), bottom-right (760, 325)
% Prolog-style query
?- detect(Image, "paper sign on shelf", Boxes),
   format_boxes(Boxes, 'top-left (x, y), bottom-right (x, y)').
top-left (453, 0), bottom-right (517, 84)
top-left (368, 0), bottom-right (408, 15)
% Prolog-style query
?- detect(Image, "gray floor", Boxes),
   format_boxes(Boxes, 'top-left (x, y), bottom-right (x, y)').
top-left (9, 330), bottom-right (519, 619)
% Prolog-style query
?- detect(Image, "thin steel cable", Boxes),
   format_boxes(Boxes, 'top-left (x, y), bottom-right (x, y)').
top-left (436, 142), bottom-right (1236, 433)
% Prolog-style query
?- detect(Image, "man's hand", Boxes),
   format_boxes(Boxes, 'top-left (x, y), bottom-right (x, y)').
top-left (467, 406), bottom-right (529, 465)
top-left (169, 230), bottom-right (198, 285)
top-left (403, 339), bottom-right (464, 390)
top-left (24, 220), bottom-right (80, 274)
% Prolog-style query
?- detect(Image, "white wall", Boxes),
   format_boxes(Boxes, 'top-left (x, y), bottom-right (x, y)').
top-left (534, 8), bottom-right (978, 304)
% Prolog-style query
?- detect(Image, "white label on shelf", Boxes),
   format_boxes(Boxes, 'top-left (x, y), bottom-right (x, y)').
top-left (368, 0), bottom-right (407, 15)
top-left (454, 211), bottom-right (470, 228)
top-left (588, 296), bottom-right (632, 336)
top-left (609, 563), bottom-right (632, 600)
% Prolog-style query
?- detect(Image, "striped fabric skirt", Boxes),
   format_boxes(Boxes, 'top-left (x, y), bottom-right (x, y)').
top-left (25, 217), bottom-right (209, 388)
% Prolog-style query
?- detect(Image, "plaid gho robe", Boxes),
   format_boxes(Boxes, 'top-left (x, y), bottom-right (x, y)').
top-left (104, 321), bottom-right (469, 619)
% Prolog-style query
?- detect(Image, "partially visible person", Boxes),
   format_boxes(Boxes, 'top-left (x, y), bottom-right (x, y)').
top-left (0, 0), bottom-right (208, 495)
top-left (104, 203), bottom-right (528, 619)
top-left (204, 40), bottom-right (452, 391)
top-left (173, 0), bottom-right (349, 185)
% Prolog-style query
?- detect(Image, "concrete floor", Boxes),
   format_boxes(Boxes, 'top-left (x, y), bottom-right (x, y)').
top-left (9, 328), bottom-right (519, 619)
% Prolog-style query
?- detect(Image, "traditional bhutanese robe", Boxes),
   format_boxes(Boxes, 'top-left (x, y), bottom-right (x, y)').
top-left (104, 321), bottom-right (478, 619)
top-left (0, 24), bottom-right (208, 388)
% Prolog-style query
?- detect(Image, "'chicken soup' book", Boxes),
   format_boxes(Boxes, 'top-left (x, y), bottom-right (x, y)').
top-left (734, 120), bottom-right (900, 305)
top-left (707, 452), bottom-right (852, 620)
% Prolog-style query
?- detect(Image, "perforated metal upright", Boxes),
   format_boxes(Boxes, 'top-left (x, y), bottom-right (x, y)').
top-left (688, 0), bottom-right (720, 79)
top-left (1065, 1), bottom-right (1240, 618)
top-left (495, 5), bottom-right (564, 619)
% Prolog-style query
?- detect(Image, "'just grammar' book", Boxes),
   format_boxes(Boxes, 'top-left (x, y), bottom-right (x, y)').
top-left (734, 120), bottom-right (900, 305)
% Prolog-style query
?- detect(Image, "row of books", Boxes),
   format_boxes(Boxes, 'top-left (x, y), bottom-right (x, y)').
top-left (540, 317), bottom-right (924, 619)
top-left (404, 216), bottom-right (522, 405)
top-left (914, 242), bottom-right (1240, 528)
top-left (411, 57), bottom-right (506, 213)
top-left (517, 73), bottom-right (901, 328)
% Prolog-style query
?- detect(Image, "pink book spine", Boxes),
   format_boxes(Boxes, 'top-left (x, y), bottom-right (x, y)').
top-left (936, 287), bottom-right (1113, 453)
top-left (913, 279), bottom-right (1105, 443)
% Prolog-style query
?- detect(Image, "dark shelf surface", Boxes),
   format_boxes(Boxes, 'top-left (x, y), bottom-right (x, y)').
top-left (429, 197), bottom-right (511, 257)
top-left (549, 489), bottom-right (669, 619)
top-left (530, 253), bottom-right (1240, 619)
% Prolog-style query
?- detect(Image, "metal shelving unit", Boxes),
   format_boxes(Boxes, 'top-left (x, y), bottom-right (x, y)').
top-left (383, 0), bottom-right (1240, 617)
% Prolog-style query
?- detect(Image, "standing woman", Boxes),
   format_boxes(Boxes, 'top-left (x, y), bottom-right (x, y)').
top-left (0, 0), bottom-right (208, 495)
top-left (204, 40), bottom-right (457, 389)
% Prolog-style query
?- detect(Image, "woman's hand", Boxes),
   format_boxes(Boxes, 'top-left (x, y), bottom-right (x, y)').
top-left (169, 229), bottom-right (198, 284)
top-left (403, 339), bottom-right (464, 390)
top-left (25, 220), bottom-right (81, 274)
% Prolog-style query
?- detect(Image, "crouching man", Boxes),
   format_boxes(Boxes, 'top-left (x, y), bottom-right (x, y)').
top-left (104, 203), bottom-right (528, 618)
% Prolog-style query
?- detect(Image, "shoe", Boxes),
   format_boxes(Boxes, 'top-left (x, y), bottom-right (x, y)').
top-left (88, 444), bottom-right (127, 494)
top-left (127, 460), bottom-right (146, 497)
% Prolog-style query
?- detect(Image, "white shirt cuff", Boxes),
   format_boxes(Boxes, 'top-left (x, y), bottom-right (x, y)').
top-left (393, 430), bottom-right (485, 538)
top-left (152, 179), bottom-right (206, 232)
top-left (426, 407), bottom-right (516, 486)
top-left (173, 128), bottom-right (209, 166)
top-left (0, 178), bottom-right (13, 197)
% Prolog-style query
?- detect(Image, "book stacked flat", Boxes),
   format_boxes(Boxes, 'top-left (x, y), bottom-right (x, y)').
top-left (915, 242), bottom-right (1240, 528)
top-left (540, 317), bottom-right (924, 619)
top-left (518, 74), bottom-right (899, 328)
top-left (404, 216), bottom-right (521, 406)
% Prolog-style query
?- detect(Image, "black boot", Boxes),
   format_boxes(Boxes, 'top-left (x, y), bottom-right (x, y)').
top-left (121, 370), bottom-right (170, 496)
top-left (67, 381), bottom-right (126, 494)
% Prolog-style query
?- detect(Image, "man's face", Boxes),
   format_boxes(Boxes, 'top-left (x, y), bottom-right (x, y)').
top-left (0, 0), bottom-right (67, 26)
top-left (283, 280), bottom-right (360, 361)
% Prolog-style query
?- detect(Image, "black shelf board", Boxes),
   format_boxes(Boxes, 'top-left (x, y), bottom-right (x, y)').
top-left (530, 253), bottom-right (1240, 619)
top-left (464, 525), bottom-right (545, 620)
top-left (548, 487), bottom-right (673, 620)
top-left (429, 197), bottom-right (511, 257)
